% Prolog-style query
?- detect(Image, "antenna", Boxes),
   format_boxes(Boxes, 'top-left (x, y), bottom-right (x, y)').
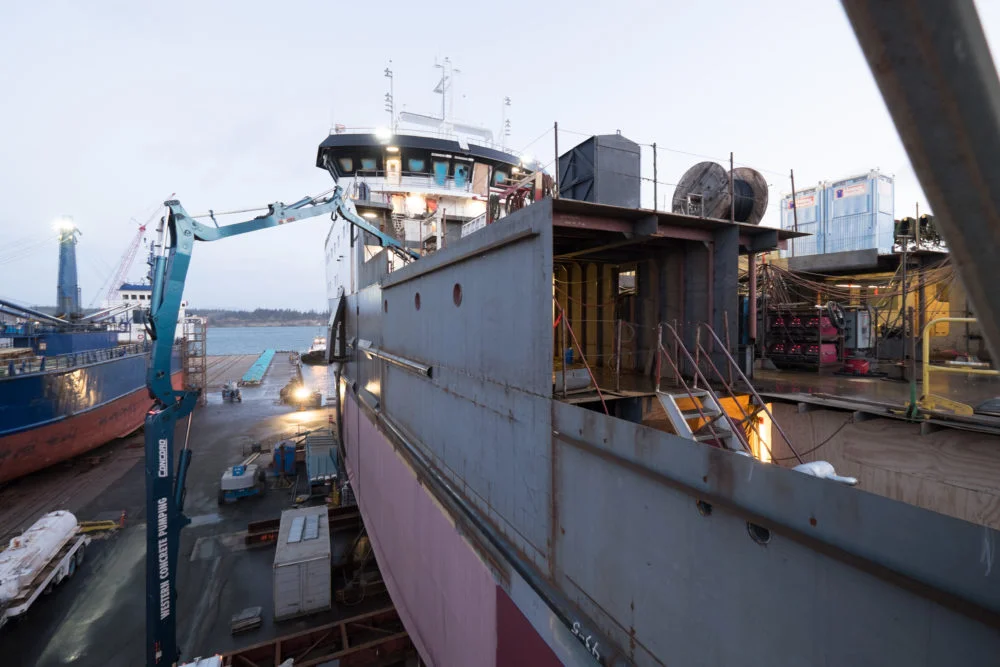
top-left (501, 96), bottom-right (511, 150)
top-left (433, 57), bottom-right (461, 123)
top-left (384, 61), bottom-right (395, 130)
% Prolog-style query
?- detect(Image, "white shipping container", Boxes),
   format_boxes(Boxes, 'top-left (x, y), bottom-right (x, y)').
top-left (273, 506), bottom-right (331, 621)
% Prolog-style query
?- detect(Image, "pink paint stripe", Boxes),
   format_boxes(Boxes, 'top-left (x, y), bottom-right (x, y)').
top-left (343, 392), bottom-right (498, 667)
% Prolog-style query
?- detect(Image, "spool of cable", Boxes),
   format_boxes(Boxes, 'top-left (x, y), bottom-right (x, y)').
top-left (731, 167), bottom-right (768, 225)
top-left (672, 162), bottom-right (731, 218)
top-left (672, 162), bottom-right (769, 224)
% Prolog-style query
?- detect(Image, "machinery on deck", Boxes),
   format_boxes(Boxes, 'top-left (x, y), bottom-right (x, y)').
top-left (218, 459), bottom-right (266, 505)
top-left (221, 381), bottom-right (242, 403)
top-left (142, 182), bottom-right (417, 666)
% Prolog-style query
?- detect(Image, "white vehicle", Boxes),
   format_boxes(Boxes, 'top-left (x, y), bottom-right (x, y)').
top-left (0, 510), bottom-right (90, 629)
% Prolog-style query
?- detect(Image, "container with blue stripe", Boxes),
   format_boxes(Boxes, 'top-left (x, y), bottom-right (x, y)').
top-left (779, 185), bottom-right (824, 258)
top-left (824, 171), bottom-right (895, 255)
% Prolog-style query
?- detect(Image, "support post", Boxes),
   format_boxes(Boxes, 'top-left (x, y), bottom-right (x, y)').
top-left (748, 252), bottom-right (757, 344)
top-left (901, 238), bottom-right (909, 369)
top-left (724, 310), bottom-right (734, 385)
top-left (653, 142), bottom-right (658, 211)
top-left (616, 319), bottom-right (623, 393)
top-left (760, 259), bottom-right (768, 360)
top-left (561, 314), bottom-right (568, 398)
top-left (729, 152), bottom-right (735, 224)
top-left (553, 121), bottom-right (559, 199)
top-left (790, 169), bottom-right (799, 257)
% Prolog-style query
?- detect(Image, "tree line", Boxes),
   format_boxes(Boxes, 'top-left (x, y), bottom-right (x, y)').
top-left (186, 308), bottom-right (329, 326)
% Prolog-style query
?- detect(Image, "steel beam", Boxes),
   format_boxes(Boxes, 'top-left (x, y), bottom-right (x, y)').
top-left (842, 0), bottom-right (1000, 361)
top-left (552, 212), bottom-right (632, 233)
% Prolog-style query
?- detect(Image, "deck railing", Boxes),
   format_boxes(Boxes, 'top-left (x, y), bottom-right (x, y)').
top-left (1, 341), bottom-right (151, 378)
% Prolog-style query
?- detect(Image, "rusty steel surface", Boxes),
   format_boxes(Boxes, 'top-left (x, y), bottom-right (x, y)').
top-left (842, 0), bottom-right (1000, 362)
top-left (552, 400), bottom-right (1000, 665)
top-left (244, 506), bottom-right (361, 547)
top-left (336, 194), bottom-right (1000, 666)
top-left (220, 606), bottom-right (413, 667)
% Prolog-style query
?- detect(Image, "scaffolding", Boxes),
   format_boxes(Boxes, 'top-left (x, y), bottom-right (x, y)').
top-left (182, 316), bottom-right (207, 406)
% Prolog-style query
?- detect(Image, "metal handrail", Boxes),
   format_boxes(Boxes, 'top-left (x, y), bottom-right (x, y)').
top-left (656, 338), bottom-right (726, 448)
top-left (918, 316), bottom-right (1000, 416)
top-left (696, 323), bottom-right (803, 464)
top-left (692, 340), bottom-right (779, 462)
top-left (1, 341), bottom-right (151, 378)
top-left (554, 300), bottom-right (608, 415)
top-left (658, 323), bottom-right (752, 455)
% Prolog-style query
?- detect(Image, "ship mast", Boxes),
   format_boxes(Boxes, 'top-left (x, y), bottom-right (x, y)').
top-left (433, 57), bottom-right (460, 133)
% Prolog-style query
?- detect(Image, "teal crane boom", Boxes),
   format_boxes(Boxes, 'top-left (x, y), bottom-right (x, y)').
top-left (143, 185), bottom-right (416, 666)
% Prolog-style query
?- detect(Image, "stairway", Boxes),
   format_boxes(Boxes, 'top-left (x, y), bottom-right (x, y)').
top-left (655, 389), bottom-right (741, 451)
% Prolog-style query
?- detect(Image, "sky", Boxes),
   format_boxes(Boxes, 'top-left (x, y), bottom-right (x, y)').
top-left (2, 1), bottom-right (999, 311)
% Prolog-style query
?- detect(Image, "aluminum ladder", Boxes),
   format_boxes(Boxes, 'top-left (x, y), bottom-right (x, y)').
top-left (655, 388), bottom-right (741, 450)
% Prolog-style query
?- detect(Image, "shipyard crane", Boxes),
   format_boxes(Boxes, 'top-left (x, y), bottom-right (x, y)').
top-left (90, 196), bottom-right (175, 308)
top-left (142, 180), bottom-right (416, 667)
top-left (98, 223), bottom-right (147, 306)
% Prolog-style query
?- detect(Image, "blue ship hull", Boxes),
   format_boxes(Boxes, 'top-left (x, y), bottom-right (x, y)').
top-left (0, 347), bottom-right (182, 483)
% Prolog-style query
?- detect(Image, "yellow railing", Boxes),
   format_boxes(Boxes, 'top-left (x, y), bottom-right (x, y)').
top-left (918, 317), bottom-right (999, 415)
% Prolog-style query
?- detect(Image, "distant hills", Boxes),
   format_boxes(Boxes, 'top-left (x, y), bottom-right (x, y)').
top-left (186, 308), bottom-right (328, 327)
top-left (3, 305), bottom-right (328, 328)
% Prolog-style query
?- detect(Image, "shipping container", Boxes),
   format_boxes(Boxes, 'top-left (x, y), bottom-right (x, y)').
top-left (779, 185), bottom-right (824, 258)
top-left (558, 133), bottom-right (641, 207)
top-left (824, 171), bottom-right (895, 255)
top-left (273, 506), bottom-right (331, 621)
top-left (779, 171), bottom-right (895, 258)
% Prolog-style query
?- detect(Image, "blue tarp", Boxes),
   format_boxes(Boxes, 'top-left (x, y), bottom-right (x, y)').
top-left (241, 349), bottom-right (275, 385)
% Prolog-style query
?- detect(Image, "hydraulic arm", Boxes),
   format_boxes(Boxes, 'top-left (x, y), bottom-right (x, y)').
top-left (143, 185), bottom-right (416, 666)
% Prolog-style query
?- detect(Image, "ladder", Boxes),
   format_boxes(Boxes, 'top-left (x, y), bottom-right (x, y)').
top-left (182, 316), bottom-right (208, 406)
top-left (655, 322), bottom-right (804, 464)
top-left (656, 388), bottom-right (741, 451)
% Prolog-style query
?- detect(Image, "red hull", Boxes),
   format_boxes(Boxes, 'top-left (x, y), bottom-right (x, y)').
top-left (0, 372), bottom-right (183, 484)
top-left (342, 391), bottom-right (562, 667)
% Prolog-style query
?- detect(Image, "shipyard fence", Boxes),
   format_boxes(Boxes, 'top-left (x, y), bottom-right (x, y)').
top-left (0, 341), bottom-right (151, 378)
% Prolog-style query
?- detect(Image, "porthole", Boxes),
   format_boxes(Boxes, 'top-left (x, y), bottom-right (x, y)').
top-left (747, 522), bottom-right (771, 545)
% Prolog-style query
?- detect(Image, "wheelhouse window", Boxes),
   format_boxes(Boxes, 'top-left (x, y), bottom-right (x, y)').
top-left (453, 163), bottom-right (470, 188)
top-left (432, 160), bottom-right (449, 186)
top-left (360, 158), bottom-right (377, 171)
top-left (337, 157), bottom-right (353, 172)
top-left (408, 158), bottom-right (426, 172)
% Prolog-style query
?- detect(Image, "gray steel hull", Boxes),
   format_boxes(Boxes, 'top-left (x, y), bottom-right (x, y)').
top-left (335, 199), bottom-right (1000, 665)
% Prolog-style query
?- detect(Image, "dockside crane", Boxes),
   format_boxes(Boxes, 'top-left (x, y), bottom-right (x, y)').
top-left (142, 176), bottom-right (416, 666)
top-left (91, 195), bottom-right (176, 309)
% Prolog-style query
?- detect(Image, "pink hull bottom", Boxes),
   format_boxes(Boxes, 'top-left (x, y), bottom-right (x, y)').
top-left (0, 372), bottom-right (183, 484)
top-left (342, 392), bottom-right (561, 667)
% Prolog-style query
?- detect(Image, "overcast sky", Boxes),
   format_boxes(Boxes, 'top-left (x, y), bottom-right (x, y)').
top-left (2, 1), bottom-right (999, 311)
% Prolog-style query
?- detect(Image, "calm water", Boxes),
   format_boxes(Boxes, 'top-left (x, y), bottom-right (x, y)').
top-left (206, 325), bottom-right (323, 355)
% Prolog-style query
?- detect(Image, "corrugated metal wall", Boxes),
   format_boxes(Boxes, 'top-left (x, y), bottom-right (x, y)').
top-left (780, 171), bottom-right (895, 258)
top-left (779, 186), bottom-right (824, 258)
